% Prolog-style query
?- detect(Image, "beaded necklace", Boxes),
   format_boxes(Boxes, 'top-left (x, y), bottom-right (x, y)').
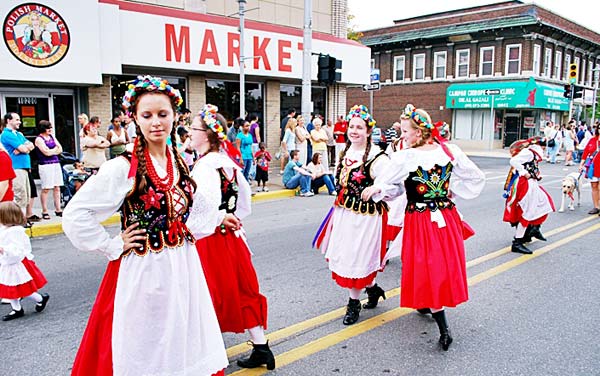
top-left (144, 147), bottom-right (174, 192)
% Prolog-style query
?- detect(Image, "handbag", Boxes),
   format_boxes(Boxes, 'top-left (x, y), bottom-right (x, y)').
top-left (585, 140), bottom-right (599, 179)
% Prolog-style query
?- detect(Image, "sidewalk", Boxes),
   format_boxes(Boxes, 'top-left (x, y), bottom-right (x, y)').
top-left (27, 171), bottom-right (296, 238)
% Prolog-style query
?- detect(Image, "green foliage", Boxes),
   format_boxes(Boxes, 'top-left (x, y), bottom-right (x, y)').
top-left (347, 13), bottom-right (363, 41)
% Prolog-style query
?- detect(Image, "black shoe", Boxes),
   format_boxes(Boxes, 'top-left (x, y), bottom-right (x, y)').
top-left (511, 238), bottom-right (532, 254)
top-left (363, 284), bottom-right (386, 309)
top-left (2, 308), bottom-right (24, 321)
top-left (431, 310), bottom-right (453, 351)
top-left (416, 308), bottom-right (432, 315)
top-left (35, 293), bottom-right (50, 313)
top-left (529, 225), bottom-right (546, 241)
top-left (27, 215), bottom-right (42, 222)
top-left (342, 298), bottom-right (361, 325)
top-left (588, 208), bottom-right (600, 215)
top-left (522, 226), bottom-right (533, 243)
top-left (236, 341), bottom-right (275, 370)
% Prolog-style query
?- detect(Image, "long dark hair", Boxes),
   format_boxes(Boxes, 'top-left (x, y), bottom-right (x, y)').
top-left (337, 119), bottom-right (372, 177)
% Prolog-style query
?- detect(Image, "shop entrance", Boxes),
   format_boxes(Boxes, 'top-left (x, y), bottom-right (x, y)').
top-left (1, 90), bottom-right (77, 155)
top-left (503, 112), bottom-right (520, 147)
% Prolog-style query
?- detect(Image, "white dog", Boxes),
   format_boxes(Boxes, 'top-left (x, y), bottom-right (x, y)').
top-left (559, 172), bottom-right (581, 212)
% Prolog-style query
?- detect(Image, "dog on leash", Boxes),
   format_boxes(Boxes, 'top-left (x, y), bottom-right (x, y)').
top-left (559, 172), bottom-right (582, 212)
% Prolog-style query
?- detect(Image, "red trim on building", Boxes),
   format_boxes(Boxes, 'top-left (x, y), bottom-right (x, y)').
top-left (98, 0), bottom-right (367, 48)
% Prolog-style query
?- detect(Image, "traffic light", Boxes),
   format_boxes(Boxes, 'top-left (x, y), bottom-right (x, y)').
top-left (569, 63), bottom-right (578, 84)
top-left (563, 84), bottom-right (571, 98)
top-left (573, 85), bottom-right (584, 99)
top-left (317, 54), bottom-right (342, 84)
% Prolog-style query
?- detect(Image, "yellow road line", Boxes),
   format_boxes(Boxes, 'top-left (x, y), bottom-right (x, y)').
top-left (227, 216), bottom-right (595, 358)
top-left (230, 222), bottom-right (600, 375)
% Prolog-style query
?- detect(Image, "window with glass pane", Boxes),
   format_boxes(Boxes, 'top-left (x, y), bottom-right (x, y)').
top-left (394, 56), bottom-right (405, 81)
top-left (434, 52), bottom-right (446, 79)
top-left (111, 75), bottom-right (187, 116)
top-left (456, 49), bottom-right (469, 78)
top-left (506, 45), bottom-right (520, 74)
top-left (481, 48), bottom-right (493, 76)
top-left (544, 48), bottom-right (552, 77)
top-left (279, 85), bottom-right (327, 121)
top-left (575, 57), bottom-right (581, 83)
top-left (533, 45), bottom-right (541, 76)
top-left (554, 51), bottom-right (562, 79)
top-left (414, 54), bottom-right (425, 80)
top-left (564, 54), bottom-right (571, 79)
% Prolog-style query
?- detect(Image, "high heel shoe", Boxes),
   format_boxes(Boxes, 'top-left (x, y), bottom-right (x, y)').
top-left (363, 284), bottom-right (386, 309)
top-left (236, 341), bottom-right (275, 370)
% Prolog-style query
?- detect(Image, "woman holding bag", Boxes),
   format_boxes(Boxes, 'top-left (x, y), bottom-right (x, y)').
top-left (579, 126), bottom-right (600, 214)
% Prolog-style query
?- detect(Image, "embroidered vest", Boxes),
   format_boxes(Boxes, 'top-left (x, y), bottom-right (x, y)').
top-left (335, 151), bottom-right (388, 215)
top-left (217, 168), bottom-right (239, 214)
top-left (120, 156), bottom-right (194, 257)
top-left (405, 162), bottom-right (455, 213)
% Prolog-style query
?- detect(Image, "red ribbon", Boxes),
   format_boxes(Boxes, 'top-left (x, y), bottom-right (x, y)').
top-left (222, 140), bottom-right (243, 167)
top-left (430, 126), bottom-right (454, 161)
top-left (168, 220), bottom-right (185, 243)
top-left (128, 138), bottom-right (139, 179)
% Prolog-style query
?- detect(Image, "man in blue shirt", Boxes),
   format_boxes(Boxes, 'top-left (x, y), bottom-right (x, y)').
top-left (1, 112), bottom-right (39, 222)
top-left (282, 150), bottom-right (313, 196)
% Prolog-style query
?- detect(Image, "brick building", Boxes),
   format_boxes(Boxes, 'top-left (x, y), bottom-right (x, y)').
top-left (0, 0), bottom-right (369, 157)
top-left (347, 0), bottom-right (600, 149)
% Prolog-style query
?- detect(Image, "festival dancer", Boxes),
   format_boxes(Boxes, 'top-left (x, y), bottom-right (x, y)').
top-left (314, 105), bottom-right (393, 326)
top-left (0, 201), bottom-right (49, 321)
top-left (62, 76), bottom-right (227, 376)
top-left (188, 104), bottom-right (274, 370)
top-left (503, 136), bottom-right (555, 254)
top-left (363, 104), bottom-right (485, 350)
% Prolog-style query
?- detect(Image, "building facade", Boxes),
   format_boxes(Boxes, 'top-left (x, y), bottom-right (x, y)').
top-left (0, 0), bottom-right (369, 157)
top-left (347, 1), bottom-right (600, 149)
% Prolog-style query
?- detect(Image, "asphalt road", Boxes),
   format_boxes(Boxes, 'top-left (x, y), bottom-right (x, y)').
top-left (2, 157), bottom-right (599, 376)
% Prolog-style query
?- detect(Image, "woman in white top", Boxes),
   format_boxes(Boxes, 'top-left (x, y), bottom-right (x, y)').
top-left (107, 116), bottom-right (130, 159)
top-left (563, 123), bottom-right (577, 166)
top-left (280, 117), bottom-right (297, 171)
top-left (310, 117), bottom-right (329, 169)
top-left (306, 152), bottom-right (335, 195)
top-left (295, 115), bottom-right (310, 165)
top-left (81, 124), bottom-right (109, 173)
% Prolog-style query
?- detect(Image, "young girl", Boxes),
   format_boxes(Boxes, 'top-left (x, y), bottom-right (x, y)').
top-left (0, 201), bottom-right (49, 321)
top-left (62, 76), bottom-right (227, 376)
top-left (503, 137), bottom-right (555, 254)
top-left (188, 104), bottom-right (274, 370)
top-left (254, 141), bottom-right (272, 192)
top-left (314, 105), bottom-right (392, 326)
top-left (363, 104), bottom-right (485, 350)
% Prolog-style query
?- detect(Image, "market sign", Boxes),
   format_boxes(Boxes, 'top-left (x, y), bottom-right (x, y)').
top-left (446, 77), bottom-right (569, 111)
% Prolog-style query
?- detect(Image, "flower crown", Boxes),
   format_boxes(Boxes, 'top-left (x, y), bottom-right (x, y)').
top-left (403, 104), bottom-right (433, 129)
top-left (122, 75), bottom-right (184, 111)
top-left (346, 105), bottom-right (376, 127)
top-left (199, 104), bottom-right (227, 141)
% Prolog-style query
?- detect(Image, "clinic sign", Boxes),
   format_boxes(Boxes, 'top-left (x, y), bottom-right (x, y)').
top-left (3, 3), bottom-right (70, 67)
top-left (446, 78), bottom-right (569, 111)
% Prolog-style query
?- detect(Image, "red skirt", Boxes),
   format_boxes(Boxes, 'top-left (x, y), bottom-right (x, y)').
top-left (331, 271), bottom-right (377, 289)
top-left (196, 230), bottom-right (268, 333)
top-left (0, 259), bottom-right (47, 299)
top-left (503, 177), bottom-right (553, 226)
top-left (401, 207), bottom-right (469, 309)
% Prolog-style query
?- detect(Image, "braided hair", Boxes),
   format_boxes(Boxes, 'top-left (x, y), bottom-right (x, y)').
top-left (335, 119), bottom-right (373, 179)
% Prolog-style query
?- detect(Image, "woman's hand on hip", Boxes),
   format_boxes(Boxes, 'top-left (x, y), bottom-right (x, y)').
top-left (121, 222), bottom-right (146, 251)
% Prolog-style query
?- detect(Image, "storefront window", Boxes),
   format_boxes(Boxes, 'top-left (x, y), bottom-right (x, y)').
top-left (111, 75), bottom-right (187, 116)
top-left (280, 85), bottom-right (327, 120)
top-left (494, 110), bottom-right (503, 140)
top-left (205, 80), bottom-right (264, 139)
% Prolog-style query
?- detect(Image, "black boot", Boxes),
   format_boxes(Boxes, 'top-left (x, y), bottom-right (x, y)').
top-left (529, 225), bottom-right (546, 241)
top-left (431, 310), bottom-right (453, 351)
top-left (511, 238), bottom-right (532, 254)
top-left (416, 308), bottom-right (432, 315)
top-left (2, 308), bottom-right (24, 321)
top-left (363, 284), bottom-right (386, 309)
top-left (237, 341), bottom-right (275, 370)
top-left (342, 298), bottom-right (361, 325)
top-left (521, 226), bottom-right (533, 243)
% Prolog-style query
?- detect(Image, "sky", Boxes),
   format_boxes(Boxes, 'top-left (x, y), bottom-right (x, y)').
top-left (347, 0), bottom-right (600, 35)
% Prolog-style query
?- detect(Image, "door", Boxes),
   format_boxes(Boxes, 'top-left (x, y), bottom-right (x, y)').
top-left (503, 113), bottom-right (520, 147)
top-left (52, 94), bottom-right (77, 155)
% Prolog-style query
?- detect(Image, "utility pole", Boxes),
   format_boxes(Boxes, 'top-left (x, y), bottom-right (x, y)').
top-left (301, 0), bottom-right (312, 121)
top-left (592, 68), bottom-right (600, 126)
top-left (238, 0), bottom-right (247, 119)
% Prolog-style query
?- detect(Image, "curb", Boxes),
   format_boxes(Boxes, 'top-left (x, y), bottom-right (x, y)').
top-left (26, 189), bottom-right (297, 238)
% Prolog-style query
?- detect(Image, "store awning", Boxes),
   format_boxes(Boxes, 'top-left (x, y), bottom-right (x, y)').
top-left (446, 77), bottom-right (569, 111)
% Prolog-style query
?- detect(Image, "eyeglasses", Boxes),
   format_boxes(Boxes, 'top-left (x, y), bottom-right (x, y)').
top-left (191, 127), bottom-right (207, 132)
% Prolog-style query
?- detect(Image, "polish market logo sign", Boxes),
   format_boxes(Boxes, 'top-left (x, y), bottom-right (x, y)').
top-left (3, 3), bottom-right (70, 68)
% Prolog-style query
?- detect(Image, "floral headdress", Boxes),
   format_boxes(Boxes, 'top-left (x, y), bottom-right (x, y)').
top-left (199, 104), bottom-right (227, 141)
top-left (402, 104), bottom-right (433, 130)
top-left (122, 75), bottom-right (184, 111)
top-left (346, 105), bottom-right (376, 127)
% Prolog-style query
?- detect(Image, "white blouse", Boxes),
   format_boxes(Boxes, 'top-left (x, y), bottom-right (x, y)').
top-left (0, 225), bottom-right (34, 286)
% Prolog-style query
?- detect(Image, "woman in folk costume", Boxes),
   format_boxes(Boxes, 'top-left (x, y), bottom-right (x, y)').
top-left (188, 104), bottom-right (274, 371)
top-left (503, 136), bottom-right (555, 255)
top-left (62, 76), bottom-right (228, 376)
top-left (313, 105), bottom-right (393, 326)
top-left (363, 104), bottom-right (485, 351)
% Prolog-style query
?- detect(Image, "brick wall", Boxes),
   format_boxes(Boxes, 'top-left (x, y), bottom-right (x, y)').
top-left (328, 84), bottom-right (346, 123)
top-left (187, 75), bottom-right (206, 112)
top-left (331, 0), bottom-right (347, 38)
top-left (88, 75), bottom-right (112, 136)
top-left (264, 80), bottom-right (280, 158)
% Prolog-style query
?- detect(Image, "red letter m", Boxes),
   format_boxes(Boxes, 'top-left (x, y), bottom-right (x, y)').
top-left (165, 24), bottom-right (190, 63)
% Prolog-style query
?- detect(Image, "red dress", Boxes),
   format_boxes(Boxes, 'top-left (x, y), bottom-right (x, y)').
top-left (196, 168), bottom-right (267, 333)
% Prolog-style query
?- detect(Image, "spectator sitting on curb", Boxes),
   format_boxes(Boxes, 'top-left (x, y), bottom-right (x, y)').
top-left (306, 152), bottom-right (335, 195)
top-left (282, 150), bottom-right (313, 197)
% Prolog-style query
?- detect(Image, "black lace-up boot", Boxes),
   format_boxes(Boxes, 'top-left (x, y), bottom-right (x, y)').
top-left (511, 238), bottom-right (532, 254)
top-left (363, 284), bottom-right (386, 309)
top-left (342, 298), bottom-right (361, 325)
top-left (431, 310), bottom-right (453, 351)
top-left (236, 341), bottom-right (275, 370)
top-left (529, 225), bottom-right (546, 241)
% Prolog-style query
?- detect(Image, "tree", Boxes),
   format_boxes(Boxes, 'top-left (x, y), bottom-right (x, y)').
top-left (347, 13), bottom-right (363, 41)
